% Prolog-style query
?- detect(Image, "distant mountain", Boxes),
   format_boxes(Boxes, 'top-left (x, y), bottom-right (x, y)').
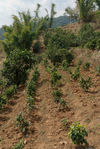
top-left (52, 16), bottom-right (70, 28)
top-left (0, 28), bottom-right (4, 40)
top-left (52, 16), bottom-right (76, 28)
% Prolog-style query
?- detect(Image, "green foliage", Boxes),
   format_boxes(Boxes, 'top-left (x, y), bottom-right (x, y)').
top-left (96, 65), bottom-right (100, 75)
top-left (26, 96), bottom-right (35, 112)
top-left (1, 7), bottom-right (48, 55)
top-left (47, 48), bottom-right (74, 65)
top-left (0, 95), bottom-right (7, 110)
top-left (11, 140), bottom-right (24, 149)
top-left (44, 28), bottom-right (78, 50)
top-left (2, 49), bottom-right (34, 85)
top-left (68, 122), bottom-right (88, 145)
top-left (50, 68), bottom-right (61, 86)
top-left (86, 32), bottom-right (100, 50)
top-left (4, 85), bottom-right (17, 99)
top-left (61, 118), bottom-right (69, 129)
top-left (83, 62), bottom-right (90, 71)
top-left (59, 99), bottom-right (67, 109)
top-left (33, 41), bottom-right (41, 53)
top-left (26, 66), bottom-right (40, 112)
top-left (69, 66), bottom-right (80, 80)
top-left (16, 112), bottom-right (29, 133)
top-left (52, 89), bottom-right (63, 103)
top-left (27, 80), bottom-right (36, 97)
top-left (78, 0), bottom-right (96, 22)
top-left (80, 77), bottom-right (93, 91)
top-left (62, 60), bottom-right (69, 71)
top-left (78, 24), bottom-right (94, 47)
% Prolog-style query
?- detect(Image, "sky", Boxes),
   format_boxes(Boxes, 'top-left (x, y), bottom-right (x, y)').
top-left (0, 0), bottom-right (76, 27)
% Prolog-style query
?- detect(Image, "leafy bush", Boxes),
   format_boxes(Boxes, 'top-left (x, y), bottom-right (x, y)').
top-left (4, 85), bottom-right (17, 99)
top-left (83, 62), bottom-right (90, 71)
top-left (50, 68), bottom-right (61, 86)
top-left (69, 66), bottom-right (80, 80)
top-left (12, 140), bottom-right (24, 149)
top-left (27, 80), bottom-right (36, 97)
top-left (16, 112), bottom-right (29, 133)
top-left (2, 49), bottom-right (34, 85)
top-left (68, 122), bottom-right (88, 145)
top-left (52, 89), bottom-right (63, 103)
top-left (62, 60), bottom-right (69, 71)
top-left (86, 31), bottom-right (100, 50)
top-left (33, 41), bottom-right (41, 53)
top-left (80, 77), bottom-right (93, 91)
top-left (96, 65), bottom-right (100, 75)
top-left (0, 95), bottom-right (7, 110)
top-left (78, 24), bottom-right (94, 47)
top-left (26, 96), bottom-right (35, 112)
top-left (44, 28), bottom-right (78, 49)
top-left (47, 48), bottom-right (74, 65)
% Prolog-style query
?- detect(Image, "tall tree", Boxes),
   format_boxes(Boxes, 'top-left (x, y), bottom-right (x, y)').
top-left (49, 3), bottom-right (56, 28)
top-left (77, 0), bottom-right (96, 22)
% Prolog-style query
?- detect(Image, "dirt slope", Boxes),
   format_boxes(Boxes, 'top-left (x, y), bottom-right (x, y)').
top-left (0, 60), bottom-right (100, 149)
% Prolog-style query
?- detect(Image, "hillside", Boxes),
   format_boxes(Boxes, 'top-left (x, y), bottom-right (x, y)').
top-left (0, 28), bottom-right (4, 40)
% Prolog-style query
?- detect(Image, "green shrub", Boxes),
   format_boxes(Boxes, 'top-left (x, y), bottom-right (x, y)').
top-left (26, 96), bottom-right (35, 112)
top-left (78, 24), bottom-right (94, 47)
top-left (44, 28), bottom-right (78, 49)
top-left (4, 85), bottom-right (17, 99)
top-left (83, 62), bottom-right (90, 71)
top-left (0, 95), bottom-right (7, 110)
top-left (32, 66), bottom-right (40, 82)
top-left (62, 60), bottom-right (69, 71)
top-left (27, 80), bottom-right (36, 97)
top-left (80, 77), bottom-right (93, 91)
top-left (16, 112), bottom-right (29, 133)
top-left (69, 66), bottom-right (80, 80)
top-left (11, 140), bottom-right (24, 149)
top-left (68, 122), bottom-right (88, 145)
top-left (50, 68), bottom-right (61, 86)
top-left (2, 49), bottom-right (34, 85)
top-left (59, 99), bottom-right (67, 109)
top-left (47, 48), bottom-right (74, 65)
top-left (52, 89), bottom-right (63, 103)
top-left (96, 65), bottom-right (100, 75)
top-left (33, 41), bottom-right (41, 53)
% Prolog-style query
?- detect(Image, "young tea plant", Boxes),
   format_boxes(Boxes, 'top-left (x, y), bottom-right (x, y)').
top-left (69, 65), bottom-right (80, 80)
top-left (62, 60), bottom-right (69, 71)
top-left (52, 89), bottom-right (63, 103)
top-left (83, 62), bottom-right (90, 71)
top-left (96, 65), bottom-right (100, 76)
top-left (16, 112), bottom-right (29, 134)
top-left (26, 96), bottom-right (35, 112)
top-left (50, 68), bottom-right (62, 86)
top-left (68, 122), bottom-right (88, 145)
top-left (0, 95), bottom-right (7, 110)
top-left (4, 85), bottom-right (17, 99)
top-left (80, 77), bottom-right (93, 91)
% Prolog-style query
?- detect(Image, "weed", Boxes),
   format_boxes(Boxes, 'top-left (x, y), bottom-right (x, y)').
top-left (61, 118), bottom-right (69, 129)
top-left (11, 140), bottom-right (24, 149)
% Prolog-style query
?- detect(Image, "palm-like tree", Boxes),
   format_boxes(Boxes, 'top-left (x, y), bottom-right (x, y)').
top-left (77, 0), bottom-right (96, 22)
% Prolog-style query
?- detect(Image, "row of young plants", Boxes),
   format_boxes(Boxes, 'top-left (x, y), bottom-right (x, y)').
top-left (47, 65), bottom-right (89, 145)
top-left (26, 66), bottom-right (40, 112)
top-left (13, 67), bottom-right (40, 139)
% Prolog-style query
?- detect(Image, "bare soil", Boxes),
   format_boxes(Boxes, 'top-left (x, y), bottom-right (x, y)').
top-left (0, 55), bottom-right (100, 149)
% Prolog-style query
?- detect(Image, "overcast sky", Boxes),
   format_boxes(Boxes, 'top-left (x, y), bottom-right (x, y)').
top-left (0, 0), bottom-right (76, 27)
